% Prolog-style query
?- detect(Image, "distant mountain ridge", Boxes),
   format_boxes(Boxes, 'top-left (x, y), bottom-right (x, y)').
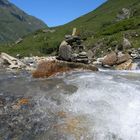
top-left (0, 0), bottom-right (47, 42)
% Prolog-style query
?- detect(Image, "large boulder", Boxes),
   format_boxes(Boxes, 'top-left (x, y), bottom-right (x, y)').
top-left (102, 51), bottom-right (117, 66)
top-left (32, 60), bottom-right (98, 78)
top-left (116, 53), bottom-right (131, 64)
top-left (58, 41), bottom-right (72, 61)
top-left (115, 59), bottom-right (132, 70)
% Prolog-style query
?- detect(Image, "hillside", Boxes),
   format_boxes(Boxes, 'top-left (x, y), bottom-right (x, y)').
top-left (0, 0), bottom-right (140, 56)
top-left (0, 0), bottom-right (47, 43)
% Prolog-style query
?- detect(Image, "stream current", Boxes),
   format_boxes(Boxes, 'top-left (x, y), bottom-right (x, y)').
top-left (0, 69), bottom-right (140, 140)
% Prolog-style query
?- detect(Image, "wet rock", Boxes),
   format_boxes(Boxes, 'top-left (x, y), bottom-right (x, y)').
top-left (116, 53), bottom-right (131, 64)
top-left (115, 59), bottom-right (133, 70)
top-left (32, 60), bottom-right (98, 78)
top-left (102, 51), bottom-right (117, 66)
top-left (0, 94), bottom-right (47, 139)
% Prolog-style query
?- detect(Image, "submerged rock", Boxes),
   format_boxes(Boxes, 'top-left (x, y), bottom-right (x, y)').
top-left (32, 60), bottom-right (98, 78)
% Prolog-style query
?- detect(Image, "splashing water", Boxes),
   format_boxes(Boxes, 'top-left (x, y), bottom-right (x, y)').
top-left (0, 69), bottom-right (140, 140)
top-left (63, 70), bottom-right (140, 140)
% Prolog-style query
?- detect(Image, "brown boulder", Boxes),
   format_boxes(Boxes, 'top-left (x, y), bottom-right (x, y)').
top-left (116, 53), bottom-right (131, 65)
top-left (32, 60), bottom-right (98, 78)
top-left (115, 59), bottom-right (132, 70)
top-left (102, 52), bottom-right (117, 66)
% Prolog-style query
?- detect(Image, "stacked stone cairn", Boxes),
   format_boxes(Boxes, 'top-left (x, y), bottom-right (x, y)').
top-left (58, 28), bottom-right (89, 64)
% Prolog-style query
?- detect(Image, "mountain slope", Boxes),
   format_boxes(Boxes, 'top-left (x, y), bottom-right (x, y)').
top-left (0, 0), bottom-right (47, 42)
top-left (1, 0), bottom-right (140, 56)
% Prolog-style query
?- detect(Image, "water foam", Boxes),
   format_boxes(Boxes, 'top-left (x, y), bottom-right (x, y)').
top-left (63, 71), bottom-right (140, 140)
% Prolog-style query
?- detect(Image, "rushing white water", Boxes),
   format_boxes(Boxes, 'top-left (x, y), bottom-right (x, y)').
top-left (1, 69), bottom-right (140, 140)
top-left (61, 70), bottom-right (140, 140)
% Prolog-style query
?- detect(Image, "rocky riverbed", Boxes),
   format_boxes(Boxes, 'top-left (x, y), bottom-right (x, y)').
top-left (0, 69), bottom-right (79, 140)
top-left (0, 68), bottom-right (140, 140)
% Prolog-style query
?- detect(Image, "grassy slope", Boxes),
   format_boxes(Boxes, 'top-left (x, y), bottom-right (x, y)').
top-left (0, 0), bottom-right (140, 56)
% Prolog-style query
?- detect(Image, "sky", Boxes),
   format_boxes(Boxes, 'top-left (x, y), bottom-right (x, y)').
top-left (10, 0), bottom-right (106, 27)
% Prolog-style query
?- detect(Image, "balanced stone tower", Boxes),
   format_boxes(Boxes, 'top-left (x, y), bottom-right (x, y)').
top-left (58, 28), bottom-right (89, 64)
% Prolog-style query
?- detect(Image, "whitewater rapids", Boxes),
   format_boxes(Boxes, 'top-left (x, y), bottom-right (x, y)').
top-left (0, 69), bottom-right (140, 140)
